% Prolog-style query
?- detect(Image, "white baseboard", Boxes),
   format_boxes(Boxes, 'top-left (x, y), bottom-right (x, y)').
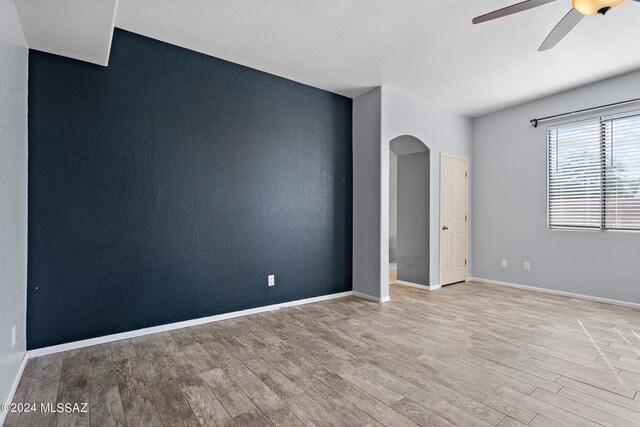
top-left (353, 291), bottom-right (390, 304)
top-left (468, 277), bottom-right (640, 310)
top-left (27, 291), bottom-right (353, 358)
top-left (0, 352), bottom-right (28, 426)
top-left (395, 280), bottom-right (441, 291)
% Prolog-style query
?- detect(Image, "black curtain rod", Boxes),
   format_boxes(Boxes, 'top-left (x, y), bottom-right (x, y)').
top-left (530, 97), bottom-right (640, 128)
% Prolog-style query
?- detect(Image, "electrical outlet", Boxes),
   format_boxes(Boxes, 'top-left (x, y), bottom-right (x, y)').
top-left (501, 259), bottom-right (508, 268)
top-left (524, 262), bottom-right (531, 272)
top-left (268, 275), bottom-right (275, 287)
top-left (11, 325), bottom-right (16, 348)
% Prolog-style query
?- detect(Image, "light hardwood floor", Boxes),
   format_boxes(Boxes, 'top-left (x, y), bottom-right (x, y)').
top-left (6, 282), bottom-right (640, 426)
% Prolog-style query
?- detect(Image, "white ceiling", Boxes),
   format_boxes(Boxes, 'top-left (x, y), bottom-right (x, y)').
top-left (1, 0), bottom-right (26, 47)
top-left (16, 0), bottom-right (640, 116)
top-left (16, 0), bottom-right (117, 66)
top-left (114, 0), bottom-right (640, 117)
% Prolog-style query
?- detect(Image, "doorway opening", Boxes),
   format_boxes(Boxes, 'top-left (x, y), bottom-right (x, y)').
top-left (389, 135), bottom-right (430, 290)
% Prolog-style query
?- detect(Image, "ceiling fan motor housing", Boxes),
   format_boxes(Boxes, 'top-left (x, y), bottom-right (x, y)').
top-left (572, 0), bottom-right (625, 15)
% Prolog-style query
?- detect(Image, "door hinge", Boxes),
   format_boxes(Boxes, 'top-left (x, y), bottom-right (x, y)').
top-left (465, 259), bottom-right (467, 266)
top-left (465, 215), bottom-right (467, 221)
top-left (465, 171), bottom-right (468, 178)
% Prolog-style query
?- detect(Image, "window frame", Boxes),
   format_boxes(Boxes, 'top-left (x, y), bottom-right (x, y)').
top-left (546, 107), bottom-right (640, 233)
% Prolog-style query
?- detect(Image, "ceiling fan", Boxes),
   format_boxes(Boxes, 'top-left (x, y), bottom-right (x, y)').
top-left (473, 0), bottom-right (639, 51)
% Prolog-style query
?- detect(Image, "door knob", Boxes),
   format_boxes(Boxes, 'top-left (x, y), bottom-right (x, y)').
top-left (442, 226), bottom-right (449, 231)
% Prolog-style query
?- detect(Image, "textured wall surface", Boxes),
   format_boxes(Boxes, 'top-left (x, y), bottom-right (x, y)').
top-left (0, 0), bottom-right (28, 410)
top-left (27, 29), bottom-right (352, 349)
top-left (472, 69), bottom-right (640, 304)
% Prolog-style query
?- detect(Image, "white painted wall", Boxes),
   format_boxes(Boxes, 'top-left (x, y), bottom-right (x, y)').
top-left (354, 87), bottom-right (472, 299)
top-left (382, 87), bottom-right (473, 293)
top-left (389, 151), bottom-right (397, 264)
top-left (353, 88), bottom-right (383, 299)
top-left (395, 150), bottom-right (430, 286)
top-left (0, 0), bottom-right (27, 413)
top-left (472, 69), bottom-right (640, 304)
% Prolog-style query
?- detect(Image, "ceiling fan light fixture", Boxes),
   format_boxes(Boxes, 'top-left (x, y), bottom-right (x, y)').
top-left (572, 0), bottom-right (626, 15)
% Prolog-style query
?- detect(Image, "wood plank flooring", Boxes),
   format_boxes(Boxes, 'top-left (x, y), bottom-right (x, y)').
top-left (5, 282), bottom-right (640, 426)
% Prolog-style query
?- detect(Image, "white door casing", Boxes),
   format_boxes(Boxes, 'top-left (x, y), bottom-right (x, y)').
top-left (440, 153), bottom-right (468, 286)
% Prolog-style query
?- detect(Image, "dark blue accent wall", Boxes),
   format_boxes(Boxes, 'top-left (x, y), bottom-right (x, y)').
top-left (27, 29), bottom-right (352, 349)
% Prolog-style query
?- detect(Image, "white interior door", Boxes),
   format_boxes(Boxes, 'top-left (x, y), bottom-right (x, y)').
top-left (440, 153), bottom-right (468, 286)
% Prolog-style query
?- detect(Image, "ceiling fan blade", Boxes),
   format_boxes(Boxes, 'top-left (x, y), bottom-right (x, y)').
top-left (473, 0), bottom-right (559, 24)
top-left (539, 8), bottom-right (584, 51)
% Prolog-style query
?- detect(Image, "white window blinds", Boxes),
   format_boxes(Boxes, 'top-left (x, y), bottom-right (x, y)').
top-left (548, 112), bottom-right (640, 231)
top-left (548, 119), bottom-right (603, 229)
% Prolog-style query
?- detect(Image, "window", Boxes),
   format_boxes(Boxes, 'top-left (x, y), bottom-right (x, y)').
top-left (548, 112), bottom-right (640, 231)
